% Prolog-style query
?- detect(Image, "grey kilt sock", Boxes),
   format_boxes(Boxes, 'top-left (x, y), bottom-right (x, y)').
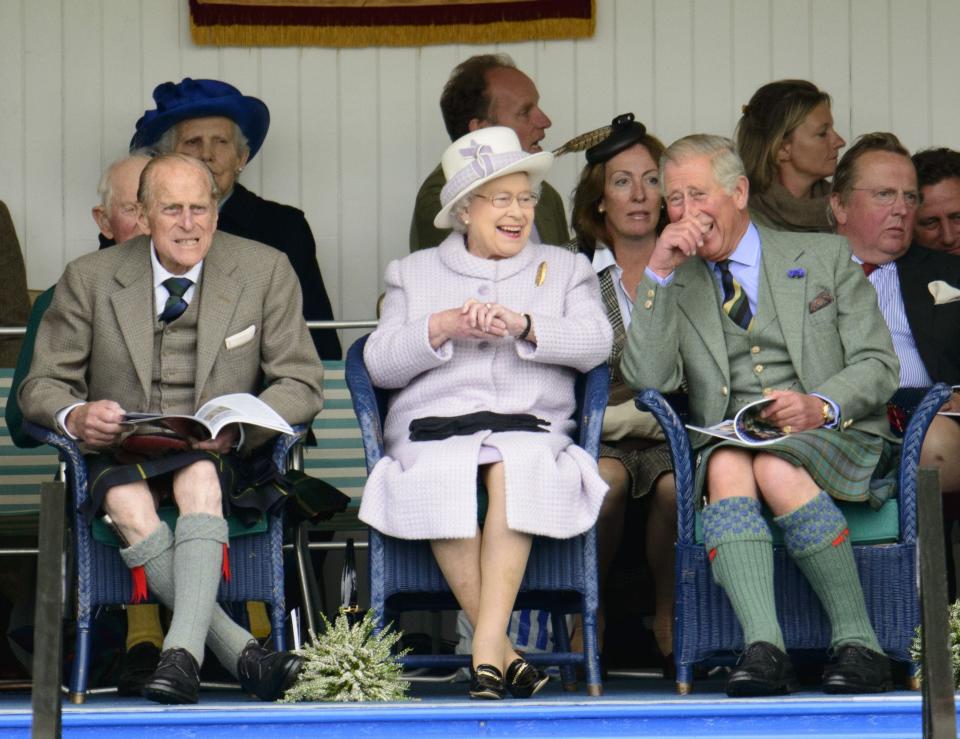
top-left (120, 517), bottom-right (253, 673)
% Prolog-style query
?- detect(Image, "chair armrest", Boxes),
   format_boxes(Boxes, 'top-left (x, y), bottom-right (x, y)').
top-left (897, 382), bottom-right (952, 545)
top-left (635, 389), bottom-right (696, 544)
top-left (577, 364), bottom-right (610, 459)
top-left (21, 419), bottom-right (87, 507)
top-left (345, 335), bottom-right (386, 472)
top-left (272, 424), bottom-right (307, 473)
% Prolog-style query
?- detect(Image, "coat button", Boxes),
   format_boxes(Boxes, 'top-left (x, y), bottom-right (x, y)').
top-left (721, 386), bottom-right (728, 396)
top-left (751, 346), bottom-right (760, 354)
top-left (754, 364), bottom-right (764, 373)
top-left (646, 289), bottom-right (655, 298)
top-left (643, 300), bottom-right (653, 309)
top-left (478, 285), bottom-right (489, 296)
top-left (842, 419), bottom-right (853, 429)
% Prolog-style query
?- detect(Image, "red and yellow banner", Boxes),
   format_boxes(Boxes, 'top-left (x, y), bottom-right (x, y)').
top-left (189, 0), bottom-right (596, 47)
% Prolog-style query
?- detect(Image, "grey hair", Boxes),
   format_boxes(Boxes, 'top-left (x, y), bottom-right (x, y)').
top-left (659, 134), bottom-right (746, 195)
top-left (97, 150), bottom-right (154, 210)
top-left (154, 120), bottom-right (249, 158)
top-left (137, 152), bottom-right (220, 208)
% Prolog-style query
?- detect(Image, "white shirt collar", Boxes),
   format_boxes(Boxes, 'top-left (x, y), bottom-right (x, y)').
top-left (592, 243), bottom-right (619, 275)
top-left (726, 222), bottom-right (761, 267)
top-left (150, 242), bottom-right (204, 289)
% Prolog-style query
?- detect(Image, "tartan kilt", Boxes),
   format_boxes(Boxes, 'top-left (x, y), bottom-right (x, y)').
top-left (695, 428), bottom-right (900, 510)
top-left (83, 447), bottom-right (286, 526)
top-left (599, 440), bottom-right (673, 499)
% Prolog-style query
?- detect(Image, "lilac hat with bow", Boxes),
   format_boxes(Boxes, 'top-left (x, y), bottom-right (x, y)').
top-left (434, 126), bottom-right (554, 229)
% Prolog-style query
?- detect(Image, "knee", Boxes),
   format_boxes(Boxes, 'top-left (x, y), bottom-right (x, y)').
top-left (172, 460), bottom-right (222, 513)
top-left (921, 421), bottom-right (960, 467)
top-left (103, 481), bottom-right (159, 539)
top-left (598, 458), bottom-right (629, 509)
top-left (652, 473), bottom-right (677, 523)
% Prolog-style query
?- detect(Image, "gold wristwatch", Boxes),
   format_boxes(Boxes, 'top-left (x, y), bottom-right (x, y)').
top-left (821, 401), bottom-right (836, 426)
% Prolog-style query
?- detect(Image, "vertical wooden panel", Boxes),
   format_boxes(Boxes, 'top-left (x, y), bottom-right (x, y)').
top-left (377, 47), bottom-right (419, 269)
top-left (653, 0), bottom-right (694, 143)
top-left (63, 0), bottom-right (103, 262)
top-left (300, 48), bottom-right (341, 320)
top-left (177, 0), bottom-right (219, 81)
top-left (733, 0), bottom-right (772, 129)
top-left (218, 49), bottom-right (264, 193)
top-left (889, 0), bottom-right (929, 153)
top-left (811, 0), bottom-right (851, 142)
top-left (691, 0), bottom-right (733, 136)
top-left (929, 0), bottom-right (960, 148)
top-left (0, 0), bottom-right (26, 268)
top-left (850, 0), bottom-right (891, 136)
top-left (101, 0), bottom-right (144, 165)
top-left (259, 49), bottom-right (302, 209)
top-left (338, 50), bottom-right (380, 328)
top-left (536, 38), bottom-right (577, 201)
top-left (771, 0), bottom-right (811, 79)
top-left (140, 0), bottom-right (181, 112)
top-left (414, 46), bottom-right (460, 181)
top-left (23, 0), bottom-right (64, 287)
top-left (614, 0), bottom-right (655, 126)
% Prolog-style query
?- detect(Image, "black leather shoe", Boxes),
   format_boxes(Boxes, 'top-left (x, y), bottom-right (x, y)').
top-left (726, 641), bottom-right (799, 697)
top-left (469, 664), bottom-right (506, 700)
top-left (237, 642), bottom-right (303, 701)
top-left (117, 642), bottom-right (161, 697)
top-left (822, 644), bottom-right (892, 694)
top-left (142, 648), bottom-right (200, 704)
top-left (505, 657), bottom-right (549, 698)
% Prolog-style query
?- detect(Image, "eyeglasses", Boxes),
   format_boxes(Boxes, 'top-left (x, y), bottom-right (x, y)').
top-left (851, 187), bottom-right (921, 209)
top-left (472, 191), bottom-right (540, 209)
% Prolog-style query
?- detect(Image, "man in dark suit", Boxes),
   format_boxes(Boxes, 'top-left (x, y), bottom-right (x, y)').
top-left (131, 78), bottom-right (341, 360)
top-left (409, 54), bottom-right (570, 251)
top-left (623, 134), bottom-right (899, 697)
top-left (20, 154), bottom-right (322, 704)
top-left (912, 147), bottom-right (960, 256)
top-left (830, 132), bottom-right (960, 496)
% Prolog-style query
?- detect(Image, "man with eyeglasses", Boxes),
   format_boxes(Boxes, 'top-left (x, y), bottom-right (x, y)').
top-left (830, 132), bottom-right (960, 498)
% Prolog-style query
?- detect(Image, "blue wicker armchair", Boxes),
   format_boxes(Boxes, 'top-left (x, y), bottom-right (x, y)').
top-left (636, 383), bottom-right (952, 694)
top-left (345, 334), bottom-right (609, 696)
top-left (22, 419), bottom-right (304, 704)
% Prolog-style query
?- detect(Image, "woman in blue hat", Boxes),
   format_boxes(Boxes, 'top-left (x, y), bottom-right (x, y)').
top-left (132, 78), bottom-right (341, 361)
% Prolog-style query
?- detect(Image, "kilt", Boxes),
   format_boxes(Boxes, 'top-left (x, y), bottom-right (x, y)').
top-left (599, 440), bottom-right (673, 499)
top-left (695, 428), bottom-right (900, 510)
top-left (83, 447), bottom-right (287, 526)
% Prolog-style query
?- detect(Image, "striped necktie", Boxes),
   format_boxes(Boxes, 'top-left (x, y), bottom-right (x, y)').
top-left (717, 259), bottom-right (754, 331)
top-left (160, 277), bottom-right (193, 323)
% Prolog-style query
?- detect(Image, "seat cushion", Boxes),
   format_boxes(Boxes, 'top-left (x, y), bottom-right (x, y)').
top-left (694, 498), bottom-right (900, 546)
top-left (91, 506), bottom-right (267, 547)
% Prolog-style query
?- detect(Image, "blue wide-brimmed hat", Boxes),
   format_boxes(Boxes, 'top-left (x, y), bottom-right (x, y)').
top-left (130, 78), bottom-right (270, 160)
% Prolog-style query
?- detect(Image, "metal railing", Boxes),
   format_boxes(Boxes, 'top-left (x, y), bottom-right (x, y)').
top-left (0, 319), bottom-right (378, 337)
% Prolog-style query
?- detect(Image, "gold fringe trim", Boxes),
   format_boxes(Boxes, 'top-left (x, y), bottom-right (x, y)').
top-left (190, 17), bottom-right (595, 47)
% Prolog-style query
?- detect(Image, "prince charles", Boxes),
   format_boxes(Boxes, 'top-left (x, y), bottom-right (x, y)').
top-left (622, 135), bottom-right (900, 697)
top-left (19, 154), bottom-right (323, 704)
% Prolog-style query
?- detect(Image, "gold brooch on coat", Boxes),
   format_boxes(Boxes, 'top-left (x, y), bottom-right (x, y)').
top-left (535, 261), bottom-right (547, 287)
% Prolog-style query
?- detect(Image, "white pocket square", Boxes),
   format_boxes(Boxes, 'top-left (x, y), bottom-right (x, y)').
top-left (225, 324), bottom-right (256, 349)
top-left (928, 280), bottom-right (960, 305)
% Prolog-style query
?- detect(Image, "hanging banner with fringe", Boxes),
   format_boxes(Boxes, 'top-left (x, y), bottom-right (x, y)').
top-left (188, 0), bottom-right (595, 48)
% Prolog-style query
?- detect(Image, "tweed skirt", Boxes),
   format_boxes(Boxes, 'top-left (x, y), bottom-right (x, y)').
top-left (695, 428), bottom-right (899, 510)
top-left (599, 440), bottom-right (673, 499)
top-left (83, 447), bottom-right (286, 526)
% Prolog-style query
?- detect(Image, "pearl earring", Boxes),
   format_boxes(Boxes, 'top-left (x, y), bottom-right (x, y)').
top-left (598, 204), bottom-right (605, 214)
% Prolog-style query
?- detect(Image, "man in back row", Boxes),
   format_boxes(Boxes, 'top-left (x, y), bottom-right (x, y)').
top-left (409, 54), bottom-right (569, 251)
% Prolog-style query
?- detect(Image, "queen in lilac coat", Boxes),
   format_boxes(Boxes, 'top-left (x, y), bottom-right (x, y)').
top-left (358, 126), bottom-right (612, 699)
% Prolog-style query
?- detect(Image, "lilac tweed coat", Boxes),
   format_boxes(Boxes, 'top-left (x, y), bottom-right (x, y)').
top-left (359, 234), bottom-right (613, 540)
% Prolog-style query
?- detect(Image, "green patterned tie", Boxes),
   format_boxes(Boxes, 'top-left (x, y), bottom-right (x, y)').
top-left (160, 277), bottom-right (193, 323)
top-left (717, 260), bottom-right (754, 331)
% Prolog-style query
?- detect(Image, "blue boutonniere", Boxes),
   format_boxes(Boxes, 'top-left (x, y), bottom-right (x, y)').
top-left (787, 268), bottom-right (806, 279)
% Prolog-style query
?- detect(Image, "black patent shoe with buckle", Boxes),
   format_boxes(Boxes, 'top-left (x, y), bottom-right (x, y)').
top-left (142, 647), bottom-right (201, 705)
top-left (505, 657), bottom-right (549, 698)
top-left (469, 664), bottom-right (506, 700)
top-left (822, 644), bottom-right (892, 694)
top-left (726, 641), bottom-right (799, 697)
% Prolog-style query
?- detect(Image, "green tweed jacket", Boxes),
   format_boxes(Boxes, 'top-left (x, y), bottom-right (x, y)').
top-left (620, 226), bottom-right (900, 446)
top-left (408, 163), bottom-right (570, 251)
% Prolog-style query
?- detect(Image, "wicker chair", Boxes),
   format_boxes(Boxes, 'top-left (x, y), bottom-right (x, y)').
top-left (637, 383), bottom-right (952, 694)
top-left (345, 334), bottom-right (608, 695)
top-left (23, 420), bottom-right (304, 704)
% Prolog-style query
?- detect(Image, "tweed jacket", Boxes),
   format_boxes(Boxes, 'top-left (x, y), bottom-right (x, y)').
top-left (218, 183), bottom-right (341, 360)
top-left (19, 233), bottom-right (324, 453)
top-left (359, 234), bottom-right (612, 540)
top-left (896, 244), bottom-right (960, 385)
top-left (621, 225), bottom-right (900, 448)
top-left (408, 163), bottom-right (571, 252)
top-left (0, 201), bottom-right (30, 367)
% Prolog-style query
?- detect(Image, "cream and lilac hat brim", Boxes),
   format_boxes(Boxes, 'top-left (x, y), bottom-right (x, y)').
top-left (433, 129), bottom-right (554, 229)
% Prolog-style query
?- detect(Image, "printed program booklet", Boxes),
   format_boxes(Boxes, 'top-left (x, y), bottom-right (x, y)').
top-left (123, 393), bottom-right (294, 439)
top-left (685, 397), bottom-right (788, 446)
